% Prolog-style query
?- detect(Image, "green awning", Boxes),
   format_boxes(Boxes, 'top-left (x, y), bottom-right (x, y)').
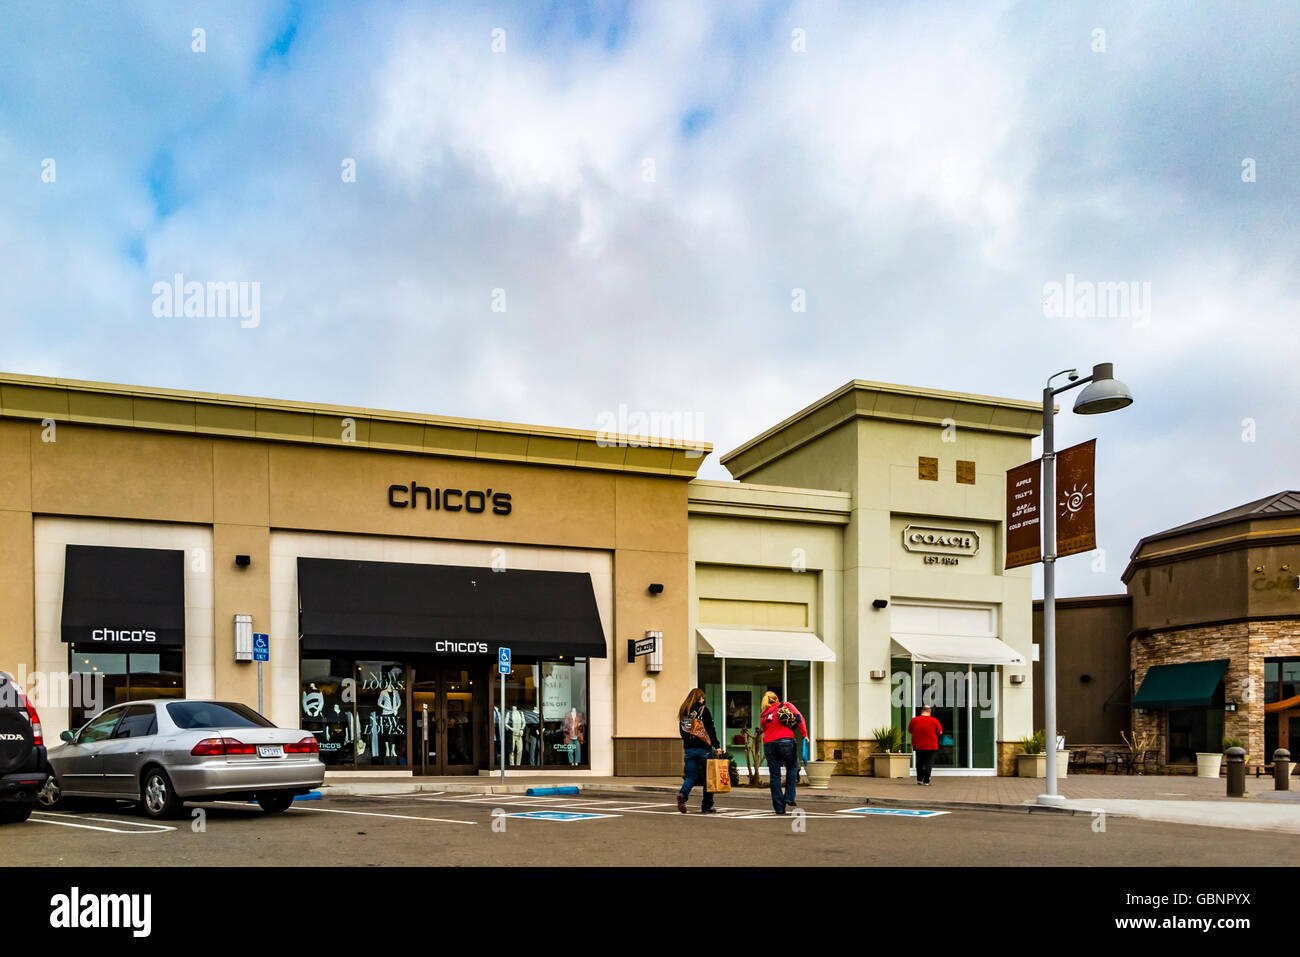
top-left (1132, 659), bottom-right (1228, 709)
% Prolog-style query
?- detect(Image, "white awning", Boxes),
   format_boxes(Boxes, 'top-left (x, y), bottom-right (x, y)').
top-left (697, 628), bottom-right (836, 663)
top-left (890, 634), bottom-right (1025, 666)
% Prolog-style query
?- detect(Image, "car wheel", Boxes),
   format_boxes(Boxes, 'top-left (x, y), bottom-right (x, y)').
top-left (0, 804), bottom-right (33, 824)
top-left (256, 792), bottom-right (294, 814)
top-left (140, 768), bottom-right (183, 820)
top-left (37, 776), bottom-right (63, 810)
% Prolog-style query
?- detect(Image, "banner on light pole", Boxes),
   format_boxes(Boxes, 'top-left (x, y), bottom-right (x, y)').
top-left (1005, 458), bottom-right (1042, 570)
top-left (1055, 439), bottom-right (1096, 558)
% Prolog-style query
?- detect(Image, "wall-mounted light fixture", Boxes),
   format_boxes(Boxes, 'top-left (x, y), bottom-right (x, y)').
top-left (869, 669), bottom-right (886, 680)
top-left (1009, 674), bottom-right (1025, 685)
top-left (235, 554), bottom-right (251, 567)
top-left (1224, 702), bottom-right (1238, 712)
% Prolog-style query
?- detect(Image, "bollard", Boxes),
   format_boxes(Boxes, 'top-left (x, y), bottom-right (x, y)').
top-left (1225, 746), bottom-right (1246, 798)
top-left (1274, 749), bottom-right (1291, 791)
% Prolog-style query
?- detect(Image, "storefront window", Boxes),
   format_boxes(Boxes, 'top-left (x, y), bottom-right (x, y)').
top-left (891, 656), bottom-right (913, 753)
top-left (355, 661), bottom-right (408, 767)
top-left (893, 660), bottom-right (997, 771)
top-left (787, 660), bottom-right (811, 739)
top-left (301, 657), bottom-right (357, 767)
top-left (495, 664), bottom-right (540, 768)
top-left (69, 646), bottom-right (184, 727)
top-left (541, 660), bottom-right (588, 767)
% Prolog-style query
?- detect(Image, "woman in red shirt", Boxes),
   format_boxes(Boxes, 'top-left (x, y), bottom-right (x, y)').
top-left (759, 691), bottom-right (807, 814)
top-left (907, 706), bottom-right (943, 786)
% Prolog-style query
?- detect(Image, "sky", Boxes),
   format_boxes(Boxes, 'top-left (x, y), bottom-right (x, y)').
top-left (2, 0), bottom-right (1297, 598)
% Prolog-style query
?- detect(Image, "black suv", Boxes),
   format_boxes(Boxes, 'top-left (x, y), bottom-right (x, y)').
top-left (0, 671), bottom-right (53, 824)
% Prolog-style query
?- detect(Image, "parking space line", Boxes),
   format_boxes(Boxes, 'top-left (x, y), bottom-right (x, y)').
top-left (29, 812), bottom-right (175, 834)
top-left (283, 804), bottom-right (477, 825)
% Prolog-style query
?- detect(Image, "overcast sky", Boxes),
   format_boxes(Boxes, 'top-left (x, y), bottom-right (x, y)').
top-left (3, 1), bottom-right (1297, 597)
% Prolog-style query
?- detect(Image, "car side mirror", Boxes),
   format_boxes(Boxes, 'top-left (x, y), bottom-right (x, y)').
top-left (60, 730), bottom-right (75, 742)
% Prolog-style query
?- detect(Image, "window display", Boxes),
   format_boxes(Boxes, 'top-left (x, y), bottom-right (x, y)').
top-left (542, 660), bottom-right (588, 766)
top-left (494, 664), bottom-right (539, 768)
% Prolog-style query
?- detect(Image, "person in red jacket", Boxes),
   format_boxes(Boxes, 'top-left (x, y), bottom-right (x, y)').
top-left (759, 691), bottom-right (807, 814)
top-left (907, 706), bottom-right (943, 786)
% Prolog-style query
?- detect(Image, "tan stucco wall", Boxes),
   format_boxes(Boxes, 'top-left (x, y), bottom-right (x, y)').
top-left (0, 380), bottom-right (700, 764)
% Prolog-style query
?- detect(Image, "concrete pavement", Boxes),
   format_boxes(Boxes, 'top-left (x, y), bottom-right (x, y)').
top-left (320, 770), bottom-right (1300, 832)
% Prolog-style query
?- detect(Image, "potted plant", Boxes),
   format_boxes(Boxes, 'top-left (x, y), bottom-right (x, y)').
top-left (1194, 736), bottom-right (1235, 778)
top-left (804, 745), bottom-right (838, 789)
top-left (1017, 729), bottom-right (1047, 778)
top-left (871, 725), bottom-right (910, 778)
top-left (1055, 730), bottom-right (1069, 778)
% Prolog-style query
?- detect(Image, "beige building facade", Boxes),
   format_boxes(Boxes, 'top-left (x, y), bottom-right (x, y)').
top-left (691, 381), bottom-right (1044, 776)
top-left (0, 372), bottom-right (708, 777)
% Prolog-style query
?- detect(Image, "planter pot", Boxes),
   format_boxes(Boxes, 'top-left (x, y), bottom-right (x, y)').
top-left (1056, 749), bottom-right (1069, 778)
top-left (1196, 752), bottom-right (1222, 778)
top-left (804, 760), bottom-right (837, 789)
top-left (1017, 753), bottom-right (1046, 778)
top-left (873, 752), bottom-right (912, 778)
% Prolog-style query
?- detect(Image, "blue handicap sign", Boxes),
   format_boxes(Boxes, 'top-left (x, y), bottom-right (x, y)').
top-left (505, 811), bottom-right (615, 822)
top-left (498, 647), bottom-right (511, 674)
top-left (837, 807), bottom-right (949, 818)
top-left (253, 633), bottom-right (270, 662)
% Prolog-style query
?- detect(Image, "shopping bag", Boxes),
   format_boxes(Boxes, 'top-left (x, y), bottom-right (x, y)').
top-left (706, 758), bottom-right (731, 792)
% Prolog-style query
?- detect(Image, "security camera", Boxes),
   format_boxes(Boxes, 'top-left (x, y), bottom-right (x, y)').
top-left (1067, 372), bottom-right (1079, 382)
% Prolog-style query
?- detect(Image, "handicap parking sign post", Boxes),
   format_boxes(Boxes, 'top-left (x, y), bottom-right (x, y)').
top-left (253, 633), bottom-right (270, 714)
top-left (498, 648), bottom-right (510, 783)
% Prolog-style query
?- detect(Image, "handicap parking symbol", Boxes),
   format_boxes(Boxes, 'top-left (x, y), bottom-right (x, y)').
top-left (837, 807), bottom-right (949, 818)
top-left (505, 810), bottom-right (618, 822)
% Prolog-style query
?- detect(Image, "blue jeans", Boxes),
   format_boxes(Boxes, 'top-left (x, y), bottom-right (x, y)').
top-left (764, 738), bottom-right (798, 813)
top-left (680, 747), bottom-right (715, 811)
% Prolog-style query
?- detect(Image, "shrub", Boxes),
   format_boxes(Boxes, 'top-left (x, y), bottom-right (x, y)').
top-left (872, 725), bottom-right (904, 754)
top-left (1019, 729), bottom-right (1047, 755)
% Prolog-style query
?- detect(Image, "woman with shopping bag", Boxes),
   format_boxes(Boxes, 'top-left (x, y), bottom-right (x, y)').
top-left (677, 688), bottom-right (723, 814)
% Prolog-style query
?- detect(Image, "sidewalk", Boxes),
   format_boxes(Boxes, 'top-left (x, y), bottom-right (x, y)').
top-left (321, 770), bottom-right (1300, 830)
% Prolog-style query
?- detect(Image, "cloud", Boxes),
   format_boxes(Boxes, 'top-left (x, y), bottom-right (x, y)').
top-left (0, 0), bottom-right (1296, 597)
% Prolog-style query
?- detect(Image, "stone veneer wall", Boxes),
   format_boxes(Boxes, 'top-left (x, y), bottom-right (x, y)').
top-left (996, 741), bottom-right (1019, 777)
top-left (1131, 620), bottom-right (1300, 768)
top-left (614, 738), bottom-right (683, 776)
top-left (818, 739), bottom-right (879, 775)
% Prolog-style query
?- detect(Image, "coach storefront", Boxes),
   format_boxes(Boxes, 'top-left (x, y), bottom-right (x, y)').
top-left (0, 372), bottom-right (706, 776)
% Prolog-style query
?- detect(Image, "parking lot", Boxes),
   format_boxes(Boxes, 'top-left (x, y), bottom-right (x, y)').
top-left (10, 788), bottom-right (1299, 866)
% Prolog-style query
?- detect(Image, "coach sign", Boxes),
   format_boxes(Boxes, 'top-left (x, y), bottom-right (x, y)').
top-left (902, 525), bottom-right (981, 557)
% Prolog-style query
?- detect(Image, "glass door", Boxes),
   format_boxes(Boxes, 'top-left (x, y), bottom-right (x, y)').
top-left (440, 667), bottom-right (478, 775)
top-left (412, 665), bottom-right (480, 775)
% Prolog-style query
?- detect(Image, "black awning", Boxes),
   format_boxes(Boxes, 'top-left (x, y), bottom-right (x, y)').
top-left (61, 545), bottom-right (186, 647)
top-left (297, 558), bottom-right (608, 659)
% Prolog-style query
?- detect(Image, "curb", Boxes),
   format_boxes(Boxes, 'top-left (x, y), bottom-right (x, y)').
top-left (319, 780), bottom-right (1096, 816)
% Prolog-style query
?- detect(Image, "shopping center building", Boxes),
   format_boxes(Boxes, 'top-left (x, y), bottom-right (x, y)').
top-left (0, 372), bottom-right (1046, 777)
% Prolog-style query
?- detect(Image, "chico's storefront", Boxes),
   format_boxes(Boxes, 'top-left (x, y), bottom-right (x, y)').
top-left (0, 371), bottom-right (706, 776)
top-left (295, 557), bottom-right (606, 773)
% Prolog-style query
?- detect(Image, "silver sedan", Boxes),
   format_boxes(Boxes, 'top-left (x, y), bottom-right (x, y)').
top-left (40, 699), bottom-right (325, 819)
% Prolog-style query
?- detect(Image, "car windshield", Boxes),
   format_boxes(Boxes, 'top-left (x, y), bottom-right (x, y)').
top-left (166, 701), bottom-right (275, 730)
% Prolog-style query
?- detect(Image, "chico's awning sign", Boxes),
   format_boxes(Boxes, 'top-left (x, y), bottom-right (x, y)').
top-left (60, 545), bottom-right (186, 647)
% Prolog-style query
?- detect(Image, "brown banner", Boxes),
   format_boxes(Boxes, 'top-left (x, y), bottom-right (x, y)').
top-left (1055, 438), bottom-right (1097, 558)
top-left (1005, 459), bottom-right (1042, 569)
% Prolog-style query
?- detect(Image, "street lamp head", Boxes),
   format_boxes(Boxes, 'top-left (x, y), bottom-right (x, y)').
top-left (1073, 362), bottom-right (1133, 415)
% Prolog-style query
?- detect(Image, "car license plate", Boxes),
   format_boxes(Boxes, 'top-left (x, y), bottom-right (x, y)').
top-left (258, 745), bottom-right (284, 758)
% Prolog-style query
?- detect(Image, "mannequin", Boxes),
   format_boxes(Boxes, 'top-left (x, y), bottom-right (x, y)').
top-left (506, 706), bottom-right (525, 766)
top-left (562, 707), bottom-right (585, 766)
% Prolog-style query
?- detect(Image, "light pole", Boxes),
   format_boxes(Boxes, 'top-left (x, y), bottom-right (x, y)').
top-left (1037, 362), bottom-right (1132, 807)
